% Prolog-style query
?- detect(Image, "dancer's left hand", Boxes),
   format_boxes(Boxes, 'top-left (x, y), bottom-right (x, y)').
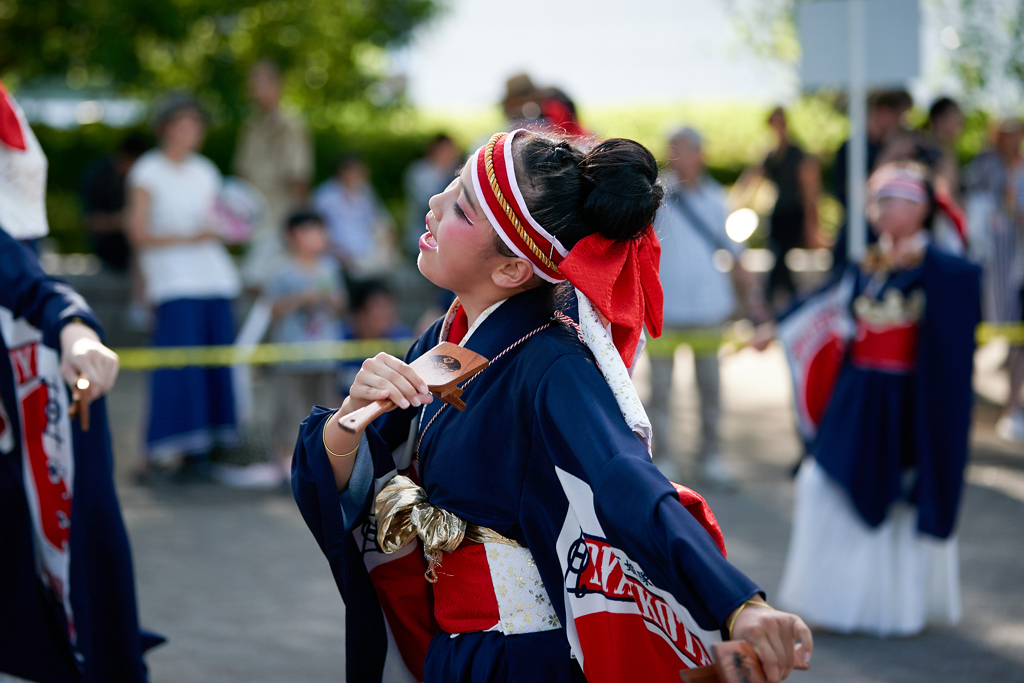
top-left (728, 600), bottom-right (813, 682)
top-left (60, 322), bottom-right (120, 404)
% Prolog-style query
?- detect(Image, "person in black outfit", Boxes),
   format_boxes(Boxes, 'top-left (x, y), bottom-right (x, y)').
top-left (738, 107), bottom-right (821, 308)
top-left (79, 133), bottom-right (148, 271)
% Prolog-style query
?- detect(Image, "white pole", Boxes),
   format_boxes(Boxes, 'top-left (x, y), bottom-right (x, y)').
top-left (847, 0), bottom-right (867, 262)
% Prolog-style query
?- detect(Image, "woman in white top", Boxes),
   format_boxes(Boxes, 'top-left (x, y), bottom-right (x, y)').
top-left (126, 93), bottom-right (241, 472)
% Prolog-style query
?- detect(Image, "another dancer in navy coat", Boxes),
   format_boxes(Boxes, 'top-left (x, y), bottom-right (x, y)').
top-left (0, 80), bottom-right (159, 682)
top-left (0, 229), bottom-right (161, 681)
top-left (294, 130), bottom-right (813, 683)
top-left (775, 162), bottom-right (981, 636)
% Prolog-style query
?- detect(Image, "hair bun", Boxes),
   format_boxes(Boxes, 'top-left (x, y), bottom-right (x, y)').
top-left (579, 139), bottom-right (663, 241)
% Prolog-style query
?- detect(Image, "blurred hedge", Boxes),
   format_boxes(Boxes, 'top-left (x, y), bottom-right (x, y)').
top-left (35, 96), bottom-right (996, 254)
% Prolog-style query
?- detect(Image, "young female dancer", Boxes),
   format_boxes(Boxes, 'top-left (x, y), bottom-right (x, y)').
top-left (775, 162), bottom-right (981, 635)
top-left (293, 130), bottom-right (811, 682)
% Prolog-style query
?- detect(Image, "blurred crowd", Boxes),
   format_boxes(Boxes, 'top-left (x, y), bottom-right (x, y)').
top-left (63, 66), bottom-right (1024, 488)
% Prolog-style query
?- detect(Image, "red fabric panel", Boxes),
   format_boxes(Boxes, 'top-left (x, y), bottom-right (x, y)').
top-left (368, 548), bottom-right (437, 681)
top-left (447, 306), bottom-right (469, 345)
top-left (431, 542), bottom-right (501, 633)
top-left (23, 382), bottom-right (72, 551)
top-left (573, 593), bottom-right (712, 682)
top-left (670, 483), bottom-right (726, 558)
top-left (803, 335), bottom-right (846, 427)
top-left (850, 321), bottom-right (918, 373)
top-left (0, 82), bottom-right (26, 152)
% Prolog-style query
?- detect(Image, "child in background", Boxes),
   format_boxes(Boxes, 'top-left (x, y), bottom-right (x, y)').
top-left (337, 279), bottom-right (412, 397)
top-left (266, 210), bottom-right (347, 473)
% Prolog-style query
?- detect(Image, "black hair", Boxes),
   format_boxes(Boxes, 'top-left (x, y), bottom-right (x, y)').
top-left (428, 133), bottom-right (454, 148)
top-left (251, 58), bottom-right (282, 80)
top-left (284, 209), bottom-right (325, 234)
top-left (928, 97), bottom-right (960, 124)
top-left (151, 91), bottom-right (210, 135)
top-left (869, 89), bottom-right (912, 112)
top-left (767, 105), bottom-right (786, 125)
top-left (118, 133), bottom-right (149, 159)
top-left (349, 278), bottom-right (393, 313)
top-left (509, 133), bottom-right (664, 253)
top-left (335, 154), bottom-right (363, 173)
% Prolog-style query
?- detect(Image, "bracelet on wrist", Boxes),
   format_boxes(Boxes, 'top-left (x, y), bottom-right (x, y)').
top-left (322, 421), bottom-right (359, 458)
top-left (727, 599), bottom-right (774, 639)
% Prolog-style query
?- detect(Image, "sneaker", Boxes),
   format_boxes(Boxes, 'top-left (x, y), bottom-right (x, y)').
top-left (996, 411), bottom-right (1024, 443)
top-left (699, 454), bottom-right (739, 490)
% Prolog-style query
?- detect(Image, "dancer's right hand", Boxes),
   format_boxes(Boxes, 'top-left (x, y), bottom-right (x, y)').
top-left (729, 601), bottom-right (813, 682)
top-left (342, 352), bottom-right (433, 415)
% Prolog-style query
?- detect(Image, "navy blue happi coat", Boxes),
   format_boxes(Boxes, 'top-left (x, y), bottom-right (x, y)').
top-left (811, 246), bottom-right (981, 539)
top-left (293, 285), bottom-right (761, 683)
top-left (0, 228), bottom-right (160, 682)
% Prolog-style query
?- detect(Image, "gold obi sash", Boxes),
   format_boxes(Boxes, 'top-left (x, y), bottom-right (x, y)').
top-left (374, 475), bottom-right (521, 581)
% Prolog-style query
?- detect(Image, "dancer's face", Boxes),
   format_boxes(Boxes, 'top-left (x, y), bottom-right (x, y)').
top-left (419, 159), bottom-right (508, 294)
top-left (869, 196), bottom-right (926, 241)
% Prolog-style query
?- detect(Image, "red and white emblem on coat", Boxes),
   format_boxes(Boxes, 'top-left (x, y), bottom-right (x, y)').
top-left (555, 468), bottom-right (719, 682)
top-left (2, 313), bottom-right (77, 641)
top-left (777, 274), bottom-right (858, 442)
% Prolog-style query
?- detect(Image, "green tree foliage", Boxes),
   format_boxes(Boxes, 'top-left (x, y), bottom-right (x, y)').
top-left (0, 0), bottom-right (439, 119)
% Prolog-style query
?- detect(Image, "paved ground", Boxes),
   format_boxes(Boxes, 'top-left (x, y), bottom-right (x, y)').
top-left (105, 346), bottom-right (1024, 683)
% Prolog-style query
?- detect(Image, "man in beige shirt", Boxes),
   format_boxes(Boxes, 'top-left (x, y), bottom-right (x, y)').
top-left (234, 59), bottom-right (314, 286)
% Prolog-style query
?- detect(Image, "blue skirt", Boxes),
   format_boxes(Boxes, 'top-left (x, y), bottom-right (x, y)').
top-left (146, 298), bottom-right (238, 460)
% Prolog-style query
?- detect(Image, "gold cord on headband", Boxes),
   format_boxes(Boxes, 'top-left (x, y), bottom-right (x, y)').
top-left (484, 134), bottom-right (562, 275)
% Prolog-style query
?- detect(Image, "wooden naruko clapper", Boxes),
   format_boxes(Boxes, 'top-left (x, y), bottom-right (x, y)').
top-left (680, 640), bottom-right (810, 683)
top-left (340, 342), bottom-right (489, 433)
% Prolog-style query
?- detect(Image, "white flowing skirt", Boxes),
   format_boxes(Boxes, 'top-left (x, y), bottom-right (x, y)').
top-left (777, 459), bottom-right (961, 637)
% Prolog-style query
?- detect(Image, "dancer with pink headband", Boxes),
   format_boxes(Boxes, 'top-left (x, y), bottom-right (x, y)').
top-left (293, 130), bottom-right (812, 682)
top-left (765, 161), bottom-right (981, 636)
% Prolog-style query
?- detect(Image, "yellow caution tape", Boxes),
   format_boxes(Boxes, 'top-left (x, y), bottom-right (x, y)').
top-left (114, 339), bottom-right (412, 370)
top-left (109, 323), bottom-right (1024, 370)
top-left (976, 322), bottom-right (1024, 345)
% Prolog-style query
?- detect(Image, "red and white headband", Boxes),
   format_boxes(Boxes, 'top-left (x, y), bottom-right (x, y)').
top-left (868, 167), bottom-right (928, 206)
top-left (470, 130), bottom-right (570, 283)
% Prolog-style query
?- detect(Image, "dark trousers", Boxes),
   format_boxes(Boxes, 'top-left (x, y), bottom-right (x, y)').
top-left (767, 208), bottom-right (804, 306)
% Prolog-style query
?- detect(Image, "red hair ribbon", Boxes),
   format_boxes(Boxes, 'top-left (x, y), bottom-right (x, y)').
top-left (559, 226), bottom-right (664, 367)
top-left (0, 81), bottom-right (27, 152)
